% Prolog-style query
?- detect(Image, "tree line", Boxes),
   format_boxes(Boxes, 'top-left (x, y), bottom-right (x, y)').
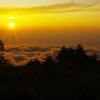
top-left (0, 40), bottom-right (100, 100)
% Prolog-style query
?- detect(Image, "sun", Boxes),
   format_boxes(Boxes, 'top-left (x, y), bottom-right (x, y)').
top-left (9, 23), bottom-right (14, 27)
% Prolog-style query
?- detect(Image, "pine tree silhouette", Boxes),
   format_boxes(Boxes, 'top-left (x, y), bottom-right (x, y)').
top-left (0, 40), bottom-right (10, 67)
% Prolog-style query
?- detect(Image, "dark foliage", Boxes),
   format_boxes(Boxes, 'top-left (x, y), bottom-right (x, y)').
top-left (0, 40), bottom-right (10, 67)
top-left (0, 44), bottom-right (100, 100)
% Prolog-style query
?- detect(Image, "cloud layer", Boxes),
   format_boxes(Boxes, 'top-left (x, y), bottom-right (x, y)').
top-left (0, 44), bottom-right (100, 66)
top-left (1, 45), bottom-right (61, 66)
top-left (0, 2), bottom-right (100, 15)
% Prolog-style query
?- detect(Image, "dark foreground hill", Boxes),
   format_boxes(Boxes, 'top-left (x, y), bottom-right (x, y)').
top-left (0, 44), bottom-right (100, 100)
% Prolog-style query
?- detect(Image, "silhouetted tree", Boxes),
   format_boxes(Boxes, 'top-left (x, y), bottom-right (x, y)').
top-left (43, 56), bottom-right (55, 66)
top-left (56, 46), bottom-right (67, 62)
top-left (56, 44), bottom-right (96, 67)
top-left (0, 40), bottom-right (4, 51)
top-left (26, 59), bottom-right (34, 66)
top-left (91, 52), bottom-right (97, 60)
top-left (56, 46), bottom-right (75, 67)
top-left (26, 59), bottom-right (41, 67)
top-left (43, 56), bottom-right (55, 70)
top-left (0, 40), bottom-right (10, 67)
top-left (33, 59), bottom-right (41, 66)
top-left (75, 44), bottom-right (86, 58)
top-left (42, 56), bottom-right (55, 79)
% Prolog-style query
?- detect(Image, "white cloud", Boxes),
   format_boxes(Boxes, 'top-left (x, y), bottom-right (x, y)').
top-left (2, 45), bottom-right (60, 66)
top-left (4, 53), bottom-right (19, 66)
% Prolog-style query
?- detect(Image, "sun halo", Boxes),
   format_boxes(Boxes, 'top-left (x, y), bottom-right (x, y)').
top-left (9, 23), bottom-right (14, 27)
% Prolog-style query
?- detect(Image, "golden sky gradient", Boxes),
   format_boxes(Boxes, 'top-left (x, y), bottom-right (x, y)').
top-left (0, 1), bottom-right (100, 46)
top-left (0, 2), bottom-right (100, 31)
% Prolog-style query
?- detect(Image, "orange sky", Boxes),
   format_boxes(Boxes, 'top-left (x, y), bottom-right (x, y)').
top-left (0, 2), bottom-right (100, 46)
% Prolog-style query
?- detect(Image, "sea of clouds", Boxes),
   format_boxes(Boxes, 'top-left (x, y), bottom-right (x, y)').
top-left (0, 44), bottom-right (100, 66)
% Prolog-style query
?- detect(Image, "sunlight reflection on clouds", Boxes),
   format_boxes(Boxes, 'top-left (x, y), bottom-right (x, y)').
top-left (0, 45), bottom-right (99, 66)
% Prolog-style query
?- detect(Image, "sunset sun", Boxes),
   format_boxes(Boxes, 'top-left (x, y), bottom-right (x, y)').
top-left (9, 23), bottom-right (14, 27)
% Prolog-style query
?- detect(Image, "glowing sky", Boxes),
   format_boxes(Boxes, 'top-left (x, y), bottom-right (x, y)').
top-left (0, 0), bottom-right (100, 7)
top-left (0, 0), bottom-right (100, 46)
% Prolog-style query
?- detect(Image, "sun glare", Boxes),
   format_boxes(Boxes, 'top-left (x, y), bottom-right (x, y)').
top-left (9, 23), bottom-right (14, 27)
